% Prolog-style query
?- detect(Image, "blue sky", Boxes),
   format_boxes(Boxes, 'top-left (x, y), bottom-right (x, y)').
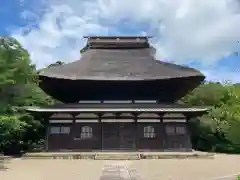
top-left (1, 0), bottom-right (240, 82)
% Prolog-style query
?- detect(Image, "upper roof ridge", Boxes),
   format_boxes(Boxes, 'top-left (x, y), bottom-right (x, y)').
top-left (84, 36), bottom-right (151, 49)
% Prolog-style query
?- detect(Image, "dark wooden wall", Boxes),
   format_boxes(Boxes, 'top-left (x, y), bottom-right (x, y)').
top-left (47, 122), bottom-right (192, 151)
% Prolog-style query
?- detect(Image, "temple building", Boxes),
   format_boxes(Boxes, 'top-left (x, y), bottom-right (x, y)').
top-left (26, 36), bottom-right (208, 151)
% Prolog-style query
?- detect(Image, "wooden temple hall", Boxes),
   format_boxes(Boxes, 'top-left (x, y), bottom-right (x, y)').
top-left (26, 36), bottom-right (208, 151)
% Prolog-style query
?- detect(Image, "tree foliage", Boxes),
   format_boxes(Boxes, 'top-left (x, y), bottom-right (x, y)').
top-left (47, 61), bottom-right (65, 67)
top-left (183, 82), bottom-right (240, 152)
top-left (80, 45), bottom-right (88, 54)
top-left (0, 37), bottom-right (51, 154)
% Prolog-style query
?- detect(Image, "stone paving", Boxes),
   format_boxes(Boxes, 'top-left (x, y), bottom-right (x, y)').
top-left (1, 154), bottom-right (240, 180)
top-left (100, 161), bottom-right (143, 180)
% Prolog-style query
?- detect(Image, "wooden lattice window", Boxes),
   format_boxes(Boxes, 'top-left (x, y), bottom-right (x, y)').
top-left (176, 126), bottom-right (186, 134)
top-left (80, 126), bottom-right (93, 139)
top-left (143, 126), bottom-right (156, 138)
top-left (61, 126), bottom-right (71, 134)
top-left (165, 125), bottom-right (186, 135)
top-left (50, 126), bottom-right (70, 134)
top-left (50, 127), bottom-right (60, 134)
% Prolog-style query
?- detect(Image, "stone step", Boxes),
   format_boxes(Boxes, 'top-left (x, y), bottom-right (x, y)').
top-left (94, 153), bottom-right (140, 160)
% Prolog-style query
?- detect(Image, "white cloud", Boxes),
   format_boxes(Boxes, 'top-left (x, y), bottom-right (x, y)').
top-left (202, 68), bottom-right (240, 83)
top-left (11, 0), bottom-right (240, 80)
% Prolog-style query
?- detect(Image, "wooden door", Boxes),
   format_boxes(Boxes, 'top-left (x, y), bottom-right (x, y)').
top-left (119, 123), bottom-right (136, 150)
top-left (102, 123), bottom-right (120, 150)
top-left (102, 123), bottom-right (136, 150)
top-left (165, 123), bottom-right (191, 151)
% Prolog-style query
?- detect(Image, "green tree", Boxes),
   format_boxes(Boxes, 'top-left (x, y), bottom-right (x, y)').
top-left (47, 61), bottom-right (65, 67)
top-left (0, 37), bottom-right (38, 108)
top-left (182, 82), bottom-right (229, 106)
top-left (183, 82), bottom-right (240, 153)
top-left (0, 115), bottom-right (27, 153)
top-left (80, 45), bottom-right (88, 54)
top-left (0, 37), bottom-right (51, 154)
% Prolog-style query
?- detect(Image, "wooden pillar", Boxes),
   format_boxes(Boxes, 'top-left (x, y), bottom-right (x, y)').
top-left (43, 112), bottom-right (53, 152)
top-left (160, 112), bottom-right (168, 151)
top-left (68, 112), bottom-right (77, 150)
top-left (45, 123), bottom-right (49, 152)
top-left (134, 113), bottom-right (138, 150)
top-left (185, 115), bottom-right (193, 151)
top-left (159, 113), bottom-right (165, 150)
top-left (99, 113), bottom-right (103, 151)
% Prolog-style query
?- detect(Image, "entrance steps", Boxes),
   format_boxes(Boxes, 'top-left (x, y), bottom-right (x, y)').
top-left (94, 152), bottom-right (140, 160)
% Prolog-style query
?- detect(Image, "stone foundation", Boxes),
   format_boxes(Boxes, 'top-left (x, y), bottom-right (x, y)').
top-left (23, 151), bottom-right (214, 160)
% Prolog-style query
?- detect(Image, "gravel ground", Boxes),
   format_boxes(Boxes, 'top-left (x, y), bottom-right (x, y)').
top-left (1, 154), bottom-right (240, 180)
top-left (129, 154), bottom-right (240, 180)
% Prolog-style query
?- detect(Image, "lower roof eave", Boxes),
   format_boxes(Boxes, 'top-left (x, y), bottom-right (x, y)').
top-left (24, 106), bottom-right (209, 113)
